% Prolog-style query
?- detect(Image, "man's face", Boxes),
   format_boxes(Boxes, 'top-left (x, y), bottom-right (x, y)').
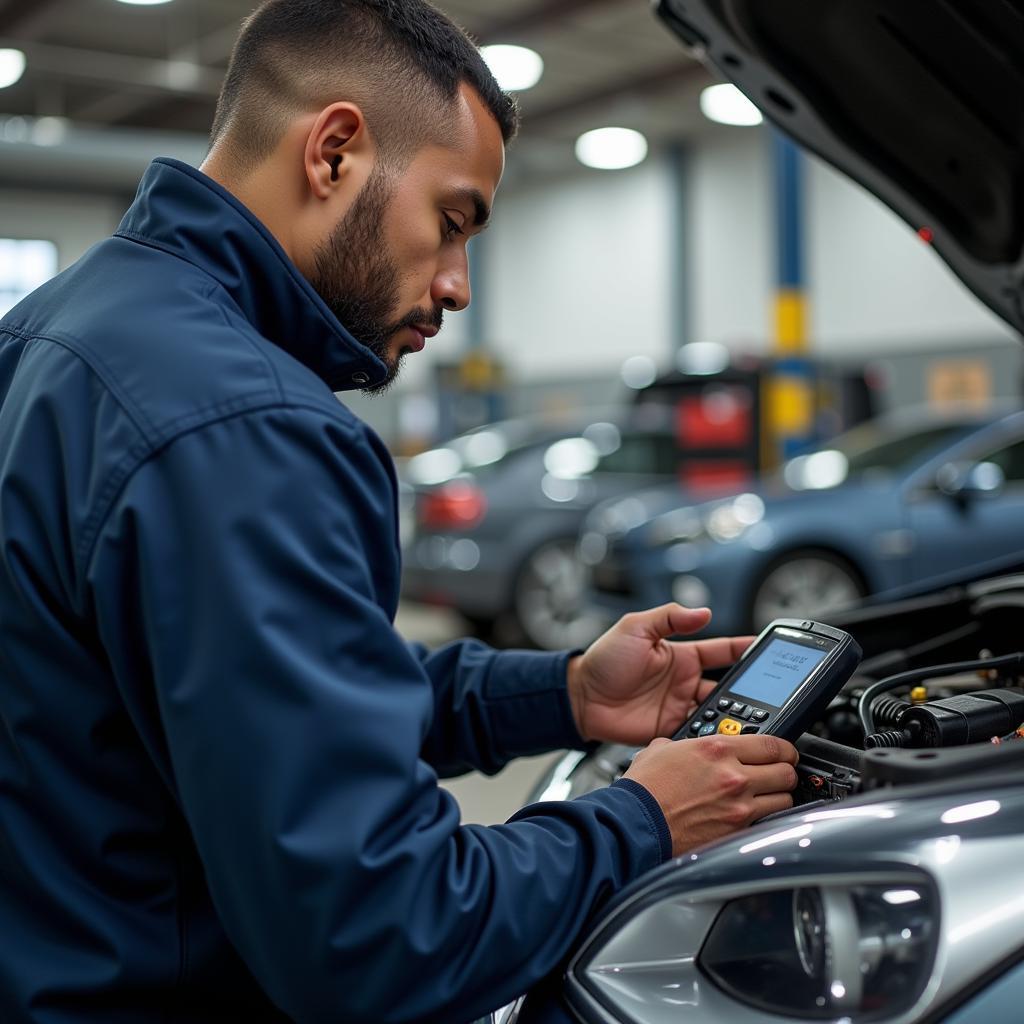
top-left (310, 84), bottom-right (505, 392)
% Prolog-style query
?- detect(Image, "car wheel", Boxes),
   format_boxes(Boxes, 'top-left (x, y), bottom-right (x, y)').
top-left (751, 550), bottom-right (866, 629)
top-left (512, 539), bottom-right (609, 651)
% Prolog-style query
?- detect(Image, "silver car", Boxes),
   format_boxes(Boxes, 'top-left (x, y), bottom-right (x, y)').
top-left (498, 568), bottom-right (1024, 1023)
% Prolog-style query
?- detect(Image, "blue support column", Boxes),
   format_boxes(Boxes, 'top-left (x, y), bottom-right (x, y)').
top-left (769, 131), bottom-right (815, 459)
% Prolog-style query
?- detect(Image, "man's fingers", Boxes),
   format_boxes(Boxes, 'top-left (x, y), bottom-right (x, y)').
top-left (747, 761), bottom-right (800, 796)
top-left (633, 603), bottom-right (711, 640)
top-left (751, 791), bottom-right (795, 820)
top-left (689, 635), bottom-right (756, 670)
top-left (731, 734), bottom-right (800, 766)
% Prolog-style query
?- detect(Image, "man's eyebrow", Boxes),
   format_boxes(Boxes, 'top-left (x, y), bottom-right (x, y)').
top-left (450, 188), bottom-right (491, 230)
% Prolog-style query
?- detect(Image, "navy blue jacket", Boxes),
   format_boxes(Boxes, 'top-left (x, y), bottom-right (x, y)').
top-left (0, 158), bottom-right (670, 1023)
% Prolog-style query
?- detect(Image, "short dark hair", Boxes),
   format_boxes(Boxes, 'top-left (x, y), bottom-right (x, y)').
top-left (210, 0), bottom-right (518, 176)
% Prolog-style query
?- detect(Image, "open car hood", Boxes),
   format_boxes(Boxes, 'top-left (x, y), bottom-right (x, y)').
top-left (656, 0), bottom-right (1024, 338)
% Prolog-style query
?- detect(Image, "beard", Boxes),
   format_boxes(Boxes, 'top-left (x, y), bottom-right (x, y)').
top-left (310, 164), bottom-right (442, 394)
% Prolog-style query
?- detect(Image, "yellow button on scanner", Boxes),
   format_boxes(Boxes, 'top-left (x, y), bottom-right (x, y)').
top-left (717, 718), bottom-right (742, 735)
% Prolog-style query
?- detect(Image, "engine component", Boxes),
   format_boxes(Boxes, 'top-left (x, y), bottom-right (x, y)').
top-left (858, 651), bottom-right (1024, 736)
top-left (865, 689), bottom-right (1024, 749)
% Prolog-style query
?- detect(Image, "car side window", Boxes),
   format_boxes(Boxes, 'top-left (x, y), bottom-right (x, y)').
top-left (595, 433), bottom-right (676, 475)
top-left (974, 436), bottom-right (1024, 484)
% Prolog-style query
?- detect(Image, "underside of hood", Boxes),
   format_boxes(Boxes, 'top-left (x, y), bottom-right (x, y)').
top-left (656, 0), bottom-right (1024, 338)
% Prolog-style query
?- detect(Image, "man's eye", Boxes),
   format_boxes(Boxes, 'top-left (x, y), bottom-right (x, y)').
top-left (442, 214), bottom-right (464, 241)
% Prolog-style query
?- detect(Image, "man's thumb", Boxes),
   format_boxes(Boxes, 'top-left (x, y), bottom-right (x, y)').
top-left (640, 603), bottom-right (712, 639)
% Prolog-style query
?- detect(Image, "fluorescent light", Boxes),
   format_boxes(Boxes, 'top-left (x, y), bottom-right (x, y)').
top-left (575, 127), bottom-right (648, 170)
top-left (700, 83), bottom-right (764, 127)
top-left (620, 355), bottom-right (658, 390)
top-left (0, 49), bottom-right (26, 90)
top-left (677, 341), bottom-right (729, 375)
top-left (115, 0), bottom-right (175, 5)
top-left (480, 44), bottom-right (544, 92)
top-left (31, 116), bottom-right (68, 147)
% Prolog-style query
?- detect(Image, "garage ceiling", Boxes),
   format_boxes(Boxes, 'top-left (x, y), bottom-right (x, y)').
top-left (0, 0), bottom-right (716, 182)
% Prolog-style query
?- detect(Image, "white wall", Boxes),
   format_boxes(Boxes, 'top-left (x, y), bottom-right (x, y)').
top-left (0, 190), bottom-right (126, 270)
top-left (687, 126), bottom-right (773, 352)
top-left (806, 156), bottom-right (1018, 353)
top-left (481, 157), bottom-right (677, 381)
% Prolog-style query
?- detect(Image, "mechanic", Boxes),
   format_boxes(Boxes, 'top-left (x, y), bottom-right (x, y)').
top-left (0, 1), bottom-right (799, 1022)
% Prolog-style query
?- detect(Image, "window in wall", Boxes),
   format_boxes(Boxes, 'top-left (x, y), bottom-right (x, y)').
top-left (0, 239), bottom-right (58, 318)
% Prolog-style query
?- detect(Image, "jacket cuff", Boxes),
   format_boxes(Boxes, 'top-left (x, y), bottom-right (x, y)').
top-left (610, 778), bottom-right (673, 864)
top-left (483, 649), bottom-right (589, 757)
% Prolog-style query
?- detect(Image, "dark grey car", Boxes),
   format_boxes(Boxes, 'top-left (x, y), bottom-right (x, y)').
top-left (400, 407), bottom-right (679, 649)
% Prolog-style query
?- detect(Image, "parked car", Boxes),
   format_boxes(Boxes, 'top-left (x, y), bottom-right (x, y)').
top-left (582, 404), bottom-right (1024, 638)
top-left (482, 0), bottom-right (1024, 1019)
top-left (400, 405), bottom-right (679, 649)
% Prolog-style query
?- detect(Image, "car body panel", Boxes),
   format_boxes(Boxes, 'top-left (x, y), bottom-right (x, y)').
top-left (507, 771), bottom-right (1024, 1024)
top-left (941, 958), bottom-right (1024, 1024)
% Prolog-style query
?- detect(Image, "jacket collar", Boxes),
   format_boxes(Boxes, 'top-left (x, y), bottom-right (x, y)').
top-left (116, 157), bottom-right (388, 393)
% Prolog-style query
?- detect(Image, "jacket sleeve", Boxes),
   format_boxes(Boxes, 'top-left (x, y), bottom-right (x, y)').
top-left (87, 405), bottom-right (670, 1024)
top-left (409, 639), bottom-right (589, 777)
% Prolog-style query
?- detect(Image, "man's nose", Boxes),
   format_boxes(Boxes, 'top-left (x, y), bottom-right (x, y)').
top-left (432, 258), bottom-right (471, 313)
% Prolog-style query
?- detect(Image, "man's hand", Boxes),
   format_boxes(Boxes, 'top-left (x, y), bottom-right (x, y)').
top-left (567, 603), bottom-right (753, 745)
top-left (625, 734), bottom-right (800, 856)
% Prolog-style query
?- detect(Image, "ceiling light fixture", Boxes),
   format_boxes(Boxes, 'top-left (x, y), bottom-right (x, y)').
top-left (700, 83), bottom-right (764, 126)
top-left (575, 127), bottom-right (648, 171)
top-left (480, 44), bottom-right (544, 92)
top-left (114, 0), bottom-right (175, 6)
top-left (0, 49), bottom-right (26, 90)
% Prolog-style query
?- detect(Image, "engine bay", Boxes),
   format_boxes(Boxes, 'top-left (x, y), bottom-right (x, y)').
top-left (531, 570), bottom-right (1024, 811)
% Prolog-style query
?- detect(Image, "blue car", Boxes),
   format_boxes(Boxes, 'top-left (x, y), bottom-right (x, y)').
top-left (581, 406), bottom-right (1024, 637)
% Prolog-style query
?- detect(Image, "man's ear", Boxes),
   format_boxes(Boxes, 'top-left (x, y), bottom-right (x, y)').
top-left (304, 102), bottom-right (370, 200)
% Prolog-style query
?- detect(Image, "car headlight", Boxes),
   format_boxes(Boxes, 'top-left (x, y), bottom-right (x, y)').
top-left (648, 507), bottom-right (704, 546)
top-left (701, 883), bottom-right (937, 1018)
top-left (705, 492), bottom-right (765, 543)
top-left (567, 871), bottom-right (938, 1023)
top-left (648, 494), bottom-right (765, 548)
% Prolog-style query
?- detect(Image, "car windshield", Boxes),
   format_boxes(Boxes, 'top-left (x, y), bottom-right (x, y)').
top-left (783, 419), bottom-right (978, 490)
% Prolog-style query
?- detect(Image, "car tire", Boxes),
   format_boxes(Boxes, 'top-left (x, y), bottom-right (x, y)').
top-left (510, 538), bottom-right (609, 651)
top-left (460, 613), bottom-right (498, 643)
top-left (750, 549), bottom-right (866, 630)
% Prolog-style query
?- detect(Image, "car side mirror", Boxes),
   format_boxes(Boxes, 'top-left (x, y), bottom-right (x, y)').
top-left (935, 460), bottom-right (1005, 503)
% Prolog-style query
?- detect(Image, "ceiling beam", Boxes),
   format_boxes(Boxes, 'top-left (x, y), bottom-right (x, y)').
top-left (524, 59), bottom-right (708, 130)
top-left (82, 0), bottom-right (634, 127)
top-left (477, 0), bottom-right (631, 42)
top-left (0, 38), bottom-right (224, 98)
top-left (0, 0), bottom-right (65, 38)
top-left (70, 17), bottom-right (242, 126)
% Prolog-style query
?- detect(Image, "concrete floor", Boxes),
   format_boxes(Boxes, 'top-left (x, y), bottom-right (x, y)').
top-left (394, 602), bottom-right (564, 826)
